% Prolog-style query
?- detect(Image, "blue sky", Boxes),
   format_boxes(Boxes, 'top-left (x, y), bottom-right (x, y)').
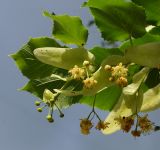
top-left (0, 0), bottom-right (160, 150)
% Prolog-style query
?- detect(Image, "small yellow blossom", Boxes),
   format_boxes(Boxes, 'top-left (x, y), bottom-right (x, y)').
top-left (80, 118), bottom-right (93, 135)
top-left (95, 121), bottom-right (109, 130)
top-left (111, 63), bottom-right (128, 78)
top-left (83, 77), bottom-right (97, 89)
top-left (115, 116), bottom-right (134, 133)
top-left (138, 115), bottom-right (153, 133)
top-left (104, 65), bottom-right (112, 71)
top-left (131, 130), bottom-right (141, 137)
top-left (69, 65), bottom-right (85, 80)
top-left (116, 76), bottom-right (128, 87)
top-left (46, 114), bottom-right (54, 123)
top-left (83, 60), bottom-right (90, 67)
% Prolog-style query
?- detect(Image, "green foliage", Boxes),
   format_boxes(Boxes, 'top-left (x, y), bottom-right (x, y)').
top-left (22, 77), bottom-right (65, 98)
top-left (89, 47), bottom-right (123, 67)
top-left (149, 26), bottom-right (160, 35)
top-left (44, 11), bottom-right (88, 46)
top-left (11, 0), bottom-right (160, 136)
top-left (120, 33), bottom-right (160, 51)
top-left (80, 85), bottom-right (122, 111)
top-left (11, 37), bottom-right (64, 79)
top-left (132, 0), bottom-right (160, 25)
top-left (84, 0), bottom-right (146, 41)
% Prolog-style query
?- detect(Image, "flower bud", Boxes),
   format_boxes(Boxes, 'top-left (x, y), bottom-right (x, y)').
top-left (46, 115), bottom-right (54, 123)
top-left (37, 107), bottom-right (43, 112)
top-left (60, 113), bottom-right (64, 118)
top-left (35, 101), bottom-right (41, 106)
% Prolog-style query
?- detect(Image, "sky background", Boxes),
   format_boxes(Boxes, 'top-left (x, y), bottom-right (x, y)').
top-left (0, 0), bottom-right (160, 150)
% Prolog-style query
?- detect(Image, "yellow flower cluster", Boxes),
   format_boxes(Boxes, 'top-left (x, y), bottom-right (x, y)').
top-left (68, 65), bottom-right (85, 80)
top-left (80, 118), bottom-right (109, 135)
top-left (115, 116), bottom-right (134, 133)
top-left (95, 121), bottom-right (110, 130)
top-left (138, 114), bottom-right (154, 134)
top-left (83, 77), bottom-right (97, 89)
top-left (105, 63), bottom-right (128, 87)
top-left (69, 60), bottom-right (98, 89)
top-left (116, 114), bottom-right (154, 137)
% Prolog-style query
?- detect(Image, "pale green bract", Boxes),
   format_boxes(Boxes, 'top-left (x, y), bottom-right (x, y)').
top-left (125, 42), bottom-right (160, 68)
top-left (34, 47), bottom-right (95, 70)
top-left (141, 84), bottom-right (160, 112)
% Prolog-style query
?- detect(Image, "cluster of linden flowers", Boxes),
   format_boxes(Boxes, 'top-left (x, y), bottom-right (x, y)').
top-left (68, 60), bottom-right (97, 89)
top-left (80, 118), bottom-right (109, 135)
top-left (35, 89), bottom-right (64, 123)
top-left (80, 97), bottom-right (109, 135)
top-left (116, 114), bottom-right (154, 137)
top-left (104, 63), bottom-right (128, 87)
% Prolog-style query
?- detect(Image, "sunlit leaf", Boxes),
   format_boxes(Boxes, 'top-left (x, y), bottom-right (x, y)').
top-left (11, 37), bottom-right (66, 79)
top-left (22, 76), bottom-right (65, 98)
top-left (44, 11), bottom-right (88, 46)
top-left (120, 33), bottom-right (160, 51)
top-left (84, 0), bottom-right (146, 41)
top-left (89, 47), bottom-right (123, 67)
top-left (80, 85), bottom-right (122, 111)
top-left (125, 42), bottom-right (160, 68)
top-left (132, 0), bottom-right (160, 25)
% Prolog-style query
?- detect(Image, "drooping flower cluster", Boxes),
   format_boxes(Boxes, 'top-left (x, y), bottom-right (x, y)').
top-left (105, 62), bottom-right (128, 87)
top-left (115, 114), bottom-right (154, 137)
top-left (80, 95), bottom-right (109, 135)
top-left (80, 118), bottom-right (109, 135)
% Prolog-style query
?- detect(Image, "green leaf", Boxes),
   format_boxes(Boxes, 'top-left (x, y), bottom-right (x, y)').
top-left (22, 76), bottom-right (65, 98)
top-left (55, 80), bottom-right (83, 109)
top-left (125, 42), bottom-right (160, 68)
top-left (84, 0), bottom-right (146, 41)
top-left (149, 26), bottom-right (160, 35)
top-left (11, 37), bottom-right (67, 79)
top-left (23, 77), bottom-right (83, 109)
top-left (145, 68), bottom-right (160, 89)
top-left (44, 11), bottom-right (88, 46)
top-left (89, 47), bottom-right (123, 67)
top-left (127, 64), bottom-right (141, 84)
top-left (132, 0), bottom-right (160, 25)
top-left (120, 33), bottom-right (160, 51)
top-left (80, 85), bottom-right (122, 111)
